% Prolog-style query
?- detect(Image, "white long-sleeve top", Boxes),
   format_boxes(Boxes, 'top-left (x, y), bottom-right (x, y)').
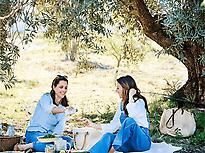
top-left (101, 99), bottom-right (149, 134)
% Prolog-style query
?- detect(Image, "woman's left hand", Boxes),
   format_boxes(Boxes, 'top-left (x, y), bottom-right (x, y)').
top-left (129, 88), bottom-right (136, 103)
top-left (77, 118), bottom-right (102, 130)
top-left (76, 118), bottom-right (93, 127)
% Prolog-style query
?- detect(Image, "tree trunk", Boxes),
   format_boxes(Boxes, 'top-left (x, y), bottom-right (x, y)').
top-left (70, 38), bottom-right (77, 62)
top-left (114, 58), bottom-right (121, 83)
top-left (133, 0), bottom-right (205, 107)
top-left (172, 42), bottom-right (205, 108)
top-left (0, 2), bottom-right (9, 47)
top-left (0, 20), bottom-right (8, 60)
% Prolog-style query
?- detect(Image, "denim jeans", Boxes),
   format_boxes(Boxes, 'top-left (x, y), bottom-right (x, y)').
top-left (89, 117), bottom-right (151, 153)
top-left (25, 131), bottom-right (73, 152)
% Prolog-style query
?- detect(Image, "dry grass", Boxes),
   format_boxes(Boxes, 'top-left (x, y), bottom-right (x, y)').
top-left (0, 37), bottom-right (187, 135)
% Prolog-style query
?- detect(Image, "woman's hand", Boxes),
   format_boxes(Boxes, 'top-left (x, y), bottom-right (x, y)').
top-left (64, 107), bottom-right (78, 115)
top-left (78, 118), bottom-right (93, 127)
top-left (129, 88), bottom-right (137, 103)
top-left (77, 118), bottom-right (102, 130)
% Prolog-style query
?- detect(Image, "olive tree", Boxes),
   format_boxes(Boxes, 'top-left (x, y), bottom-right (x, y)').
top-left (131, 0), bottom-right (205, 107)
top-left (0, 0), bottom-right (21, 89)
top-left (1, 0), bottom-right (205, 107)
top-left (103, 25), bottom-right (146, 80)
top-left (0, 0), bottom-right (39, 88)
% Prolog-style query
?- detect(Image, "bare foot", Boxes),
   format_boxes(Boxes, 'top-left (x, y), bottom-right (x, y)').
top-left (14, 143), bottom-right (20, 151)
top-left (14, 143), bottom-right (33, 151)
top-left (129, 88), bottom-right (137, 103)
top-left (108, 146), bottom-right (115, 153)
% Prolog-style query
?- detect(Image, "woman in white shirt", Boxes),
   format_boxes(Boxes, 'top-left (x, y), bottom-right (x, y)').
top-left (86, 75), bottom-right (151, 153)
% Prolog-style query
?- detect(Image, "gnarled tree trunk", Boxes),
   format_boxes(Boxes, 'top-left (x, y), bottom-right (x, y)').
top-left (174, 42), bottom-right (205, 107)
top-left (133, 0), bottom-right (205, 107)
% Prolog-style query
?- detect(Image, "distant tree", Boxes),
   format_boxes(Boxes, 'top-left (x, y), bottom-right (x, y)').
top-left (104, 24), bottom-right (146, 80)
top-left (61, 38), bottom-right (78, 61)
top-left (1, 0), bottom-right (205, 107)
top-left (37, 0), bottom-right (103, 61)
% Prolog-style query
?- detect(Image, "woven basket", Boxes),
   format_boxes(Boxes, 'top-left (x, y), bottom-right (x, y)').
top-left (0, 135), bottom-right (22, 151)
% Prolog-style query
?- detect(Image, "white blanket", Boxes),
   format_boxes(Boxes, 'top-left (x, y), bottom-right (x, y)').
top-left (115, 142), bottom-right (182, 153)
top-left (0, 142), bottom-right (181, 153)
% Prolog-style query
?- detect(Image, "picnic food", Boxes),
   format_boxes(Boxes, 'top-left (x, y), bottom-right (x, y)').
top-left (59, 150), bottom-right (66, 153)
top-left (42, 134), bottom-right (56, 138)
top-left (38, 134), bottom-right (58, 142)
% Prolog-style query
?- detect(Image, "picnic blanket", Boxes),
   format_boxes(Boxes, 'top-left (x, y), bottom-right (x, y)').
top-left (0, 142), bottom-right (182, 153)
top-left (115, 142), bottom-right (182, 153)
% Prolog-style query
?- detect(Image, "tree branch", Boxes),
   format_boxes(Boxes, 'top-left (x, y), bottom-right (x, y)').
top-left (133, 0), bottom-right (173, 49)
top-left (0, 3), bottom-right (21, 20)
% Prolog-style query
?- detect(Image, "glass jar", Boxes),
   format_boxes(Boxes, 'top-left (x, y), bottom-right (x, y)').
top-left (6, 125), bottom-right (15, 137)
top-left (0, 123), bottom-right (2, 136)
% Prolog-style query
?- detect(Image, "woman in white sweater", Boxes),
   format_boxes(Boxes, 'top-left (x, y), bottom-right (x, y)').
top-left (85, 75), bottom-right (151, 153)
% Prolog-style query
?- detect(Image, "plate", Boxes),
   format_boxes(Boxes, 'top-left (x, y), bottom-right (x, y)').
top-left (37, 136), bottom-right (59, 143)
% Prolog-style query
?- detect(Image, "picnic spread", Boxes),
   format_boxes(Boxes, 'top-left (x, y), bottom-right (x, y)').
top-left (0, 124), bottom-right (181, 153)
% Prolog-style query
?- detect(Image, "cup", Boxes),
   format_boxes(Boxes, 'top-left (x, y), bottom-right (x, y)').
top-left (54, 139), bottom-right (67, 151)
top-left (45, 144), bottom-right (55, 153)
top-left (6, 125), bottom-right (15, 137)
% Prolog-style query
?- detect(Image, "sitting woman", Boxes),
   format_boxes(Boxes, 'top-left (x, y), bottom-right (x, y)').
top-left (14, 75), bottom-right (73, 152)
top-left (84, 75), bottom-right (151, 153)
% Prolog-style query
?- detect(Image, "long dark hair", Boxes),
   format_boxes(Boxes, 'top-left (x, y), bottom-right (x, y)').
top-left (50, 75), bottom-right (69, 107)
top-left (117, 75), bottom-right (149, 115)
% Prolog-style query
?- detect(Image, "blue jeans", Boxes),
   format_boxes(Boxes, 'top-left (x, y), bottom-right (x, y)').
top-left (89, 117), bottom-right (151, 153)
top-left (25, 131), bottom-right (73, 152)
